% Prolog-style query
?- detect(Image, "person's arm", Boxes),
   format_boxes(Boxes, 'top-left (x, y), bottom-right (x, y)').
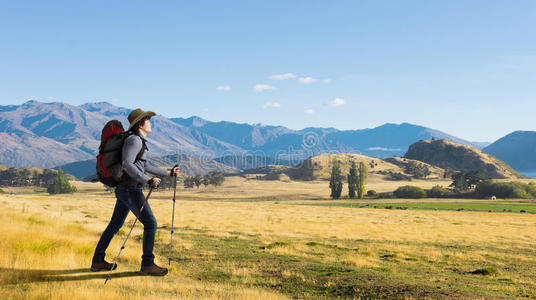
top-left (145, 163), bottom-right (169, 177)
top-left (122, 135), bottom-right (151, 184)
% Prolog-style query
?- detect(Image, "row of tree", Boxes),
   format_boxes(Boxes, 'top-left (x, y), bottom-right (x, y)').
top-left (0, 168), bottom-right (58, 187)
top-left (329, 160), bottom-right (368, 199)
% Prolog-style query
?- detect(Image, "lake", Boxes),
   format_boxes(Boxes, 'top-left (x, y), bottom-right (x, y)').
top-left (519, 170), bottom-right (536, 178)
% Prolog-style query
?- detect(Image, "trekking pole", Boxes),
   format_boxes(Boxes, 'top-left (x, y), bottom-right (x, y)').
top-left (104, 187), bottom-right (154, 285)
top-left (168, 165), bottom-right (178, 265)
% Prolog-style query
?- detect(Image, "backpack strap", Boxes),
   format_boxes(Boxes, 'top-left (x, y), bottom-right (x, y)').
top-left (127, 131), bottom-right (149, 163)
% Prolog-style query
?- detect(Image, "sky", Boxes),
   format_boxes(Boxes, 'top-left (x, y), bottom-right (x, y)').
top-left (0, 0), bottom-right (535, 142)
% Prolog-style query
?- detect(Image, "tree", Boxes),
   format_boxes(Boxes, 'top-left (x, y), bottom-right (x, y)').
top-left (193, 174), bottom-right (203, 188)
top-left (47, 168), bottom-right (77, 194)
top-left (40, 169), bottom-right (57, 188)
top-left (207, 171), bottom-right (225, 186)
top-left (183, 176), bottom-right (195, 188)
top-left (357, 162), bottom-right (368, 199)
top-left (347, 161), bottom-right (358, 199)
top-left (329, 159), bottom-right (343, 199)
top-left (428, 185), bottom-right (449, 198)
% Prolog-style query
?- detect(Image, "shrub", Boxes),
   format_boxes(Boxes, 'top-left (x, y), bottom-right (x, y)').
top-left (47, 169), bottom-right (77, 194)
top-left (367, 190), bottom-right (377, 196)
top-left (476, 180), bottom-right (536, 199)
top-left (394, 185), bottom-right (426, 199)
top-left (427, 185), bottom-right (449, 198)
top-left (378, 192), bottom-right (395, 199)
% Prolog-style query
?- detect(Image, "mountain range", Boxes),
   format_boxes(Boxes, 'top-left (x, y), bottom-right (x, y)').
top-left (0, 100), bottom-right (531, 173)
top-left (482, 131), bottom-right (536, 171)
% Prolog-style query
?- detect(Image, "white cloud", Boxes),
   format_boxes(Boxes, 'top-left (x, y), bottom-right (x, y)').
top-left (322, 78), bottom-right (331, 83)
top-left (269, 73), bottom-right (296, 80)
top-left (325, 98), bottom-right (346, 107)
top-left (216, 85), bottom-right (231, 92)
top-left (304, 109), bottom-right (314, 114)
top-left (254, 84), bottom-right (276, 92)
top-left (263, 102), bottom-right (281, 109)
top-left (46, 96), bottom-right (55, 101)
top-left (298, 77), bottom-right (318, 84)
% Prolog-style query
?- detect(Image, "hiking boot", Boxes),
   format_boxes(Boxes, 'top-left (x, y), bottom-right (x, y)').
top-left (140, 263), bottom-right (168, 276)
top-left (91, 261), bottom-right (117, 272)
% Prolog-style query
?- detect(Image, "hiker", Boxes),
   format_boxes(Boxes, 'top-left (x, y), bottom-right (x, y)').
top-left (91, 108), bottom-right (180, 276)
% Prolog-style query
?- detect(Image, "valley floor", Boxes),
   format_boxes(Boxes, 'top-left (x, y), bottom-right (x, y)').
top-left (0, 179), bottom-right (535, 299)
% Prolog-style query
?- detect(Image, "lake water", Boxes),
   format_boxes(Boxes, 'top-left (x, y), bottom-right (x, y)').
top-left (519, 170), bottom-right (536, 178)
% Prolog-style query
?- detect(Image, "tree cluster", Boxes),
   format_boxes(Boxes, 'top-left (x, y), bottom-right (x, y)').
top-left (476, 180), bottom-right (536, 199)
top-left (183, 171), bottom-right (225, 189)
top-left (0, 167), bottom-right (71, 190)
top-left (450, 169), bottom-right (488, 191)
top-left (0, 168), bottom-right (57, 187)
top-left (404, 161), bottom-right (431, 179)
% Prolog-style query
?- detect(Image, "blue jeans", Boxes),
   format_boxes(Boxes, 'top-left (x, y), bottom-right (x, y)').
top-left (92, 186), bottom-right (157, 266)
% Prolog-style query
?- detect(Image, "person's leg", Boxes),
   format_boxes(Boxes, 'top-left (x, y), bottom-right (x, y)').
top-left (92, 187), bottom-right (130, 264)
top-left (124, 187), bottom-right (158, 267)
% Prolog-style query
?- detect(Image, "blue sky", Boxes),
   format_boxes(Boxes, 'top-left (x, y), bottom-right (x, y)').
top-left (1, 0), bottom-right (534, 142)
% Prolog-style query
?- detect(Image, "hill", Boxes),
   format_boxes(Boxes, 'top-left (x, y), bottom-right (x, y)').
top-left (383, 156), bottom-right (445, 178)
top-left (404, 139), bottom-right (524, 179)
top-left (284, 153), bottom-right (401, 181)
top-left (483, 131), bottom-right (536, 171)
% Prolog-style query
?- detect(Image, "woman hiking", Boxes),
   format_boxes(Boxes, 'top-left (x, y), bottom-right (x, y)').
top-left (91, 108), bottom-right (180, 276)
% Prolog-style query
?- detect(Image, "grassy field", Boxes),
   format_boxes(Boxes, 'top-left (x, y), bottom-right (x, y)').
top-left (295, 200), bottom-right (536, 214)
top-left (1, 178), bottom-right (535, 299)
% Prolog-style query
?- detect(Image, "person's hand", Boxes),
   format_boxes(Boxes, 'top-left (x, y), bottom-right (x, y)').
top-left (169, 165), bottom-right (180, 177)
top-left (148, 177), bottom-right (161, 188)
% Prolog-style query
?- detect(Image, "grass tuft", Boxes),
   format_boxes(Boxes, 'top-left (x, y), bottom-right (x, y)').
top-left (260, 241), bottom-right (290, 249)
top-left (470, 267), bottom-right (498, 276)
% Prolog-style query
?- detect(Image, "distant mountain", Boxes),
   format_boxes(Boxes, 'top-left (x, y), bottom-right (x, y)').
top-left (57, 154), bottom-right (240, 180)
top-left (483, 131), bottom-right (536, 171)
top-left (0, 100), bottom-right (107, 167)
top-left (214, 155), bottom-right (294, 170)
top-left (171, 116), bottom-right (296, 149)
top-left (1, 100), bottom-right (488, 169)
top-left (150, 154), bottom-right (240, 176)
top-left (54, 159), bottom-right (96, 180)
top-left (404, 139), bottom-right (524, 179)
top-left (172, 117), bottom-right (485, 159)
top-left (322, 123), bottom-right (484, 157)
top-left (0, 101), bottom-right (243, 168)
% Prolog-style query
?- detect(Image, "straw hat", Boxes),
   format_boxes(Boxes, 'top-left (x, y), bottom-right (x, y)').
top-left (127, 108), bottom-right (156, 131)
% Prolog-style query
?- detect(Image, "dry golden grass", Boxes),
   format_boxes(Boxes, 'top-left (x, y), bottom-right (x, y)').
top-left (1, 178), bottom-right (535, 299)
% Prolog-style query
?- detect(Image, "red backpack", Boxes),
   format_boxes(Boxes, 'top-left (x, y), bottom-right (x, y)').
top-left (96, 120), bottom-right (146, 187)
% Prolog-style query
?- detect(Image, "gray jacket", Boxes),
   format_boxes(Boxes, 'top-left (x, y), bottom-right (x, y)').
top-left (121, 134), bottom-right (168, 185)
